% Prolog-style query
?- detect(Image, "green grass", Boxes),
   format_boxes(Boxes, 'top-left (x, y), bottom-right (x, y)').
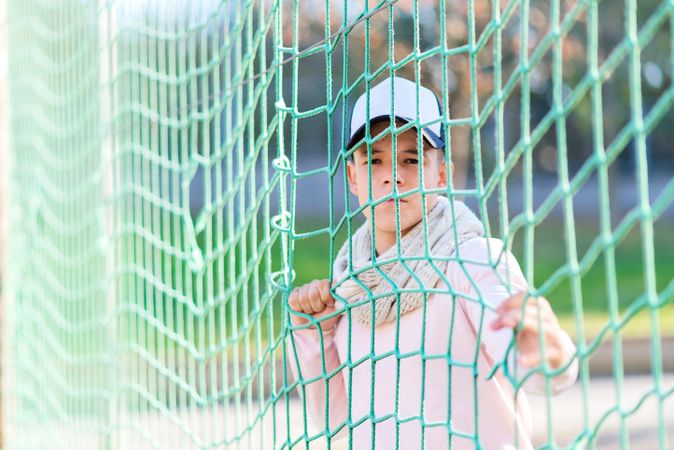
top-left (291, 216), bottom-right (674, 340)
top-left (509, 218), bottom-right (674, 340)
top-left (116, 214), bottom-right (673, 365)
top-left (73, 213), bottom-right (671, 408)
top-left (558, 308), bottom-right (674, 340)
top-left (510, 219), bottom-right (673, 312)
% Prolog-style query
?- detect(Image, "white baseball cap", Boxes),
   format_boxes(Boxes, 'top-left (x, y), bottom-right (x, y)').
top-left (346, 76), bottom-right (445, 151)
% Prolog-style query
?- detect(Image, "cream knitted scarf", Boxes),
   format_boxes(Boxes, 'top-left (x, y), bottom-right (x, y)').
top-left (332, 196), bottom-right (484, 327)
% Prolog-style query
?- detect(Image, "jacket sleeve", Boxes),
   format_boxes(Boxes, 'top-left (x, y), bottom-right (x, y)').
top-left (453, 238), bottom-right (579, 396)
top-left (287, 324), bottom-right (349, 433)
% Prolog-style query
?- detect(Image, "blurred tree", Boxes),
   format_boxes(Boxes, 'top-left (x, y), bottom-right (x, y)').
top-left (278, 0), bottom-right (672, 188)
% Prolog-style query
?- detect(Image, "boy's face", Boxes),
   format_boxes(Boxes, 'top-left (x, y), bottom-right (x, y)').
top-left (346, 120), bottom-right (450, 239)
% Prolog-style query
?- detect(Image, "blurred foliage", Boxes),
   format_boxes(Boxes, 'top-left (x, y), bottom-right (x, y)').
top-left (277, 0), bottom-right (673, 183)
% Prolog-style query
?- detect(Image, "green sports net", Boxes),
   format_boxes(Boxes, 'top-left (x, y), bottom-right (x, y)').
top-left (2, 0), bottom-right (673, 449)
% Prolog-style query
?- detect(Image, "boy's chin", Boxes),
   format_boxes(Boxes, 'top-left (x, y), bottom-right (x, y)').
top-left (369, 211), bottom-right (423, 232)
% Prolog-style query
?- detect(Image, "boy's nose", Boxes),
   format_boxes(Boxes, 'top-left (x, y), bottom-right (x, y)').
top-left (382, 165), bottom-right (405, 185)
top-left (383, 174), bottom-right (404, 185)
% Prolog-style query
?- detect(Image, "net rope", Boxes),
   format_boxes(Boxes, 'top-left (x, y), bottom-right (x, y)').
top-left (3, 0), bottom-right (673, 449)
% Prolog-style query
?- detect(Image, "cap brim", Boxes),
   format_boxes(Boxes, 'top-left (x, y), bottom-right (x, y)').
top-left (346, 115), bottom-right (444, 152)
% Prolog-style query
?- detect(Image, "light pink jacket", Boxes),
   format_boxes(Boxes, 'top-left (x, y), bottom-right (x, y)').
top-left (288, 238), bottom-right (578, 449)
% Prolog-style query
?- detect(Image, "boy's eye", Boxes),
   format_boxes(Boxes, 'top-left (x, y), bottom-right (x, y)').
top-left (405, 159), bottom-right (418, 164)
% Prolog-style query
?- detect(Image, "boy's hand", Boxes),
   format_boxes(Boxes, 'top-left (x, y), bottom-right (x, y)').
top-left (490, 291), bottom-right (569, 369)
top-left (288, 279), bottom-right (343, 331)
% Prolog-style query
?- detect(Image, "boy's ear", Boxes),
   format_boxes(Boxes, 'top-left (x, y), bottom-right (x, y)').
top-left (437, 156), bottom-right (450, 188)
top-left (346, 160), bottom-right (359, 196)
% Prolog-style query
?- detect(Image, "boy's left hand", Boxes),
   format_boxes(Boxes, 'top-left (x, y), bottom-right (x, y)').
top-left (490, 291), bottom-right (569, 370)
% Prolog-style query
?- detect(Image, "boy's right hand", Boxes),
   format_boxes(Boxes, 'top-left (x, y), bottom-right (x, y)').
top-left (288, 279), bottom-right (343, 331)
